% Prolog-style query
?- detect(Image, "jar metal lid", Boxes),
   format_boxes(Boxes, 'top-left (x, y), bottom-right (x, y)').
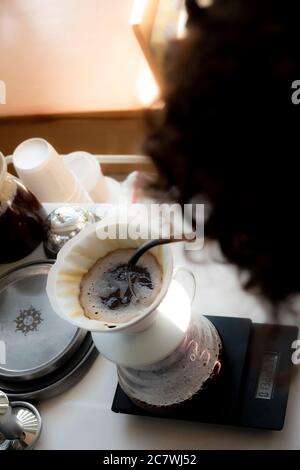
top-left (44, 206), bottom-right (97, 258)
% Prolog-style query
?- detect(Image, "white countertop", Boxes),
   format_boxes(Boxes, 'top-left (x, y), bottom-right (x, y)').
top-left (1, 211), bottom-right (300, 449)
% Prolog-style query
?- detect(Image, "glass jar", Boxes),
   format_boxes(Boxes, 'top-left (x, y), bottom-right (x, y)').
top-left (0, 152), bottom-right (46, 263)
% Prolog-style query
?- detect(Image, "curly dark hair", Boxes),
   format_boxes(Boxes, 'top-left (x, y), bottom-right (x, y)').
top-left (143, 0), bottom-right (300, 305)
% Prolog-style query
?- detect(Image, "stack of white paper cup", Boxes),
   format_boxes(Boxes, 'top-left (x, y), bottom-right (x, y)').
top-left (64, 151), bottom-right (109, 203)
top-left (13, 138), bottom-right (92, 203)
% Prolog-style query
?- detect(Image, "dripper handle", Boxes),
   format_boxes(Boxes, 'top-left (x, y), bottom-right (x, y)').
top-left (173, 266), bottom-right (196, 305)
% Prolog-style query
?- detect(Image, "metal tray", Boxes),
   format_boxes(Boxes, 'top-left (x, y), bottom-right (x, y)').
top-left (0, 333), bottom-right (98, 401)
top-left (0, 261), bottom-right (86, 382)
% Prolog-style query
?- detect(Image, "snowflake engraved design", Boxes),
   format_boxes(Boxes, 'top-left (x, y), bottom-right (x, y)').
top-left (15, 306), bottom-right (43, 336)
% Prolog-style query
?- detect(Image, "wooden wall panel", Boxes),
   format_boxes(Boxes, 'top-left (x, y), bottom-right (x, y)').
top-left (0, 114), bottom-right (144, 156)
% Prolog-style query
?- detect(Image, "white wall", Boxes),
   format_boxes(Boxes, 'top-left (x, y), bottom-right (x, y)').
top-left (0, 0), bottom-right (156, 116)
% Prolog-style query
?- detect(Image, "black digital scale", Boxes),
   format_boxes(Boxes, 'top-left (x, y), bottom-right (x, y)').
top-left (112, 316), bottom-right (299, 431)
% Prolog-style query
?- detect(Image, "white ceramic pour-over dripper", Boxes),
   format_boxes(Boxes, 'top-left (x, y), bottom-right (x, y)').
top-left (46, 220), bottom-right (195, 367)
top-left (92, 276), bottom-right (193, 367)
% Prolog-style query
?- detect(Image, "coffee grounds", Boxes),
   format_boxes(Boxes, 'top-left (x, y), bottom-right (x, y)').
top-left (100, 264), bottom-right (153, 310)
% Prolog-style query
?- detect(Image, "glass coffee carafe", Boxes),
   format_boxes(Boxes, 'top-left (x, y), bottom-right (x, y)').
top-left (117, 311), bottom-right (222, 410)
top-left (0, 152), bottom-right (46, 263)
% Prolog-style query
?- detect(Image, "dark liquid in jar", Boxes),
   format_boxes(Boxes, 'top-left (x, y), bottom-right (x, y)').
top-left (0, 181), bottom-right (46, 263)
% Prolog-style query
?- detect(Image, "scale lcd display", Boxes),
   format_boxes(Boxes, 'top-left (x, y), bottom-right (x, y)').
top-left (256, 352), bottom-right (279, 400)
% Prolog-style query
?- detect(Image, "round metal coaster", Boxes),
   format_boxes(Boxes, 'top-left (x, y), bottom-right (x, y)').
top-left (0, 261), bottom-right (86, 381)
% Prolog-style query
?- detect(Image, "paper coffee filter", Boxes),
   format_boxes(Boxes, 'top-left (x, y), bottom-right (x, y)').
top-left (46, 221), bottom-right (170, 332)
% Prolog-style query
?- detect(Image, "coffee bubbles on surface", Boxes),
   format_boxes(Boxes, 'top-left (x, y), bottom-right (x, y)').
top-left (79, 249), bottom-right (163, 324)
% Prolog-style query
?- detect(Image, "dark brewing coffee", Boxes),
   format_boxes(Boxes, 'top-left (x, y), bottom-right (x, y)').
top-left (79, 249), bottom-right (162, 324)
top-left (0, 177), bottom-right (46, 263)
top-left (99, 263), bottom-right (154, 310)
